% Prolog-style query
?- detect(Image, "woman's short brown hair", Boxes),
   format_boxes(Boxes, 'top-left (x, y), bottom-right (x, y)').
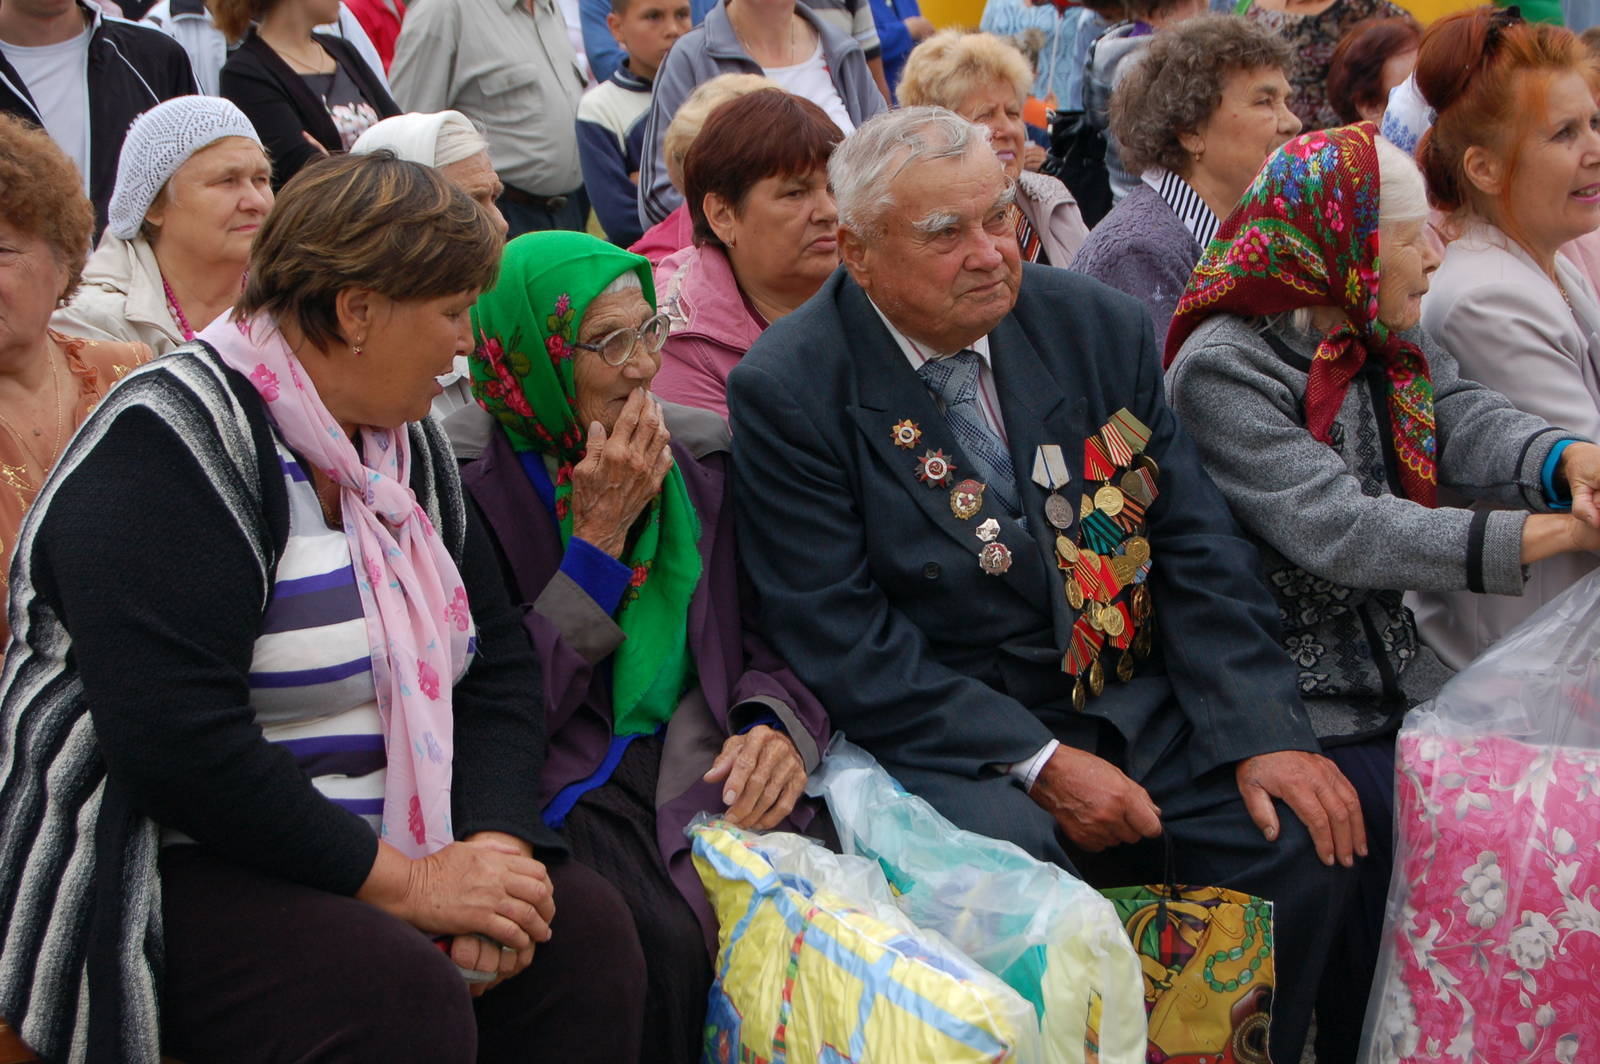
top-left (237, 153), bottom-right (501, 350)
top-left (210, 0), bottom-right (272, 42)
top-left (683, 89), bottom-right (843, 250)
top-left (0, 113), bottom-right (94, 305)
top-left (1326, 16), bottom-right (1422, 124)
top-left (1110, 14), bottom-right (1293, 176)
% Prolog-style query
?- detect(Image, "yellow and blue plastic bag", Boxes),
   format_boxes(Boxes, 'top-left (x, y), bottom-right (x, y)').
top-left (690, 818), bottom-right (1037, 1063)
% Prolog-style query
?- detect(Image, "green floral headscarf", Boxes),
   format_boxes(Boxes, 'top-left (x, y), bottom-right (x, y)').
top-left (471, 231), bottom-right (701, 736)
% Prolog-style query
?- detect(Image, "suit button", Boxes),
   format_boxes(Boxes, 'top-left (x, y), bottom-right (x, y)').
top-left (923, 562), bottom-right (940, 580)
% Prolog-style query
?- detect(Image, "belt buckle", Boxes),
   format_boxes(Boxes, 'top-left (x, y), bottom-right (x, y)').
top-left (546, 194), bottom-right (567, 211)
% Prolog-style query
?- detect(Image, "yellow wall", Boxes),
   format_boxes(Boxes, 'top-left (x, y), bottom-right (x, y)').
top-left (921, 0), bottom-right (986, 29)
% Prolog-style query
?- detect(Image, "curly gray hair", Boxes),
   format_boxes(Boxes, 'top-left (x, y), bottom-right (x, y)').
top-left (1109, 14), bottom-right (1293, 177)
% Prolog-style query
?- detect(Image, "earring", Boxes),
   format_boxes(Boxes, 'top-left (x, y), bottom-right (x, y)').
top-left (353, 337), bottom-right (365, 357)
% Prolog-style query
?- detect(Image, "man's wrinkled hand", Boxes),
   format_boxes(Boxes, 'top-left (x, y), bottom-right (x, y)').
top-left (1030, 745), bottom-right (1162, 851)
top-left (1236, 750), bottom-right (1366, 867)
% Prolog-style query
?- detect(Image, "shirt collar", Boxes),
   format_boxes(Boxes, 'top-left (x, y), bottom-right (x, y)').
top-left (1141, 166), bottom-right (1219, 250)
top-left (867, 297), bottom-right (992, 373)
top-left (611, 59), bottom-right (651, 91)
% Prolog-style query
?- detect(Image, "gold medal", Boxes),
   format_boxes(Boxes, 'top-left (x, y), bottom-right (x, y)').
top-left (1065, 578), bottom-right (1085, 610)
top-left (1110, 553), bottom-right (1138, 589)
top-left (1088, 656), bottom-right (1105, 696)
top-left (1087, 602), bottom-right (1105, 631)
top-left (1071, 676), bottom-right (1087, 712)
top-left (1116, 650), bottom-right (1135, 683)
top-left (1131, 584), bottom-right (1152, 622)
top-left (1100, 604), bottom-right (1126, 639)
top-left (1055, 535), bottom-right (1079, 566)
top-left (1094, 484), bottom-right (1125, 517)
top-left (1136, 453), bottom-right (1160, 480)
top-left (1133, 622), bottom-right (1153, 660)
top-left (1079, 493), bottom-right (1094, 520)
top-left (1124, 535), bottom-right (1151, 567)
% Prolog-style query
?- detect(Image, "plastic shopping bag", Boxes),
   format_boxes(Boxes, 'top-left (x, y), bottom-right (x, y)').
top-left (1361, 570), bottom-right (1600, 1064)
top-left (1098, 881), bottom-right (1274, 1063)
top-left (689, 817), bottom-right (1038, 1064)
top-left (808, 739), bottom-right (1147, 1064)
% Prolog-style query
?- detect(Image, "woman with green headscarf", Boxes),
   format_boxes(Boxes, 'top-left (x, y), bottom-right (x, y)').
top-left (461, 231), bottom-right (830, 1064)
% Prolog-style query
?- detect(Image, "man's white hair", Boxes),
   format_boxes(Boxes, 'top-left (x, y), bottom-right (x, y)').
top-left (828, 106), bottom-right (997, 240)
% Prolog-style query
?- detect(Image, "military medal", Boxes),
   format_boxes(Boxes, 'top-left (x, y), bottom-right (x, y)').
top-left (891, 419), bottom-right (922, 449)
top-left (1065, 578), bottom-right (1085, 610)
top-left (1100, 602), bottom-right (1127, 639)
top-left (1088, 656), bottom-right (1105, 697)
top-left (1116, 651), bottom-right (1135, 683)
top-left (1071, 677), bottom-right (1087, 712)
top-left (1099, 423), bottom-right (1133, 468)
top-left (1135, 453), bottom-right (1161, 480)
top-left (1109, 552), bottom-right (1138, 589)
top-left (949, 478), bottom-right (985, 519)
top-left (915, 449), bottom-right (955, 487)
top-left (1055, 535), bottom-right (1078, 566)
top-left (1032, 444), bottom-right (1073, 529)
top-left (1106, 408), bottom-right (1152, 454)
top-left (1044, 493), bottom-right (1074, 530)
top-left (976, 517), bottom-right (1000, 542)
top-left (1124, 536), bottom-right (1150, 567)
top-left (978, 541), bottom-right (1012, 575)
top-left (1131, 584), bottom-right (1152, 622)
top-left (1094, 484), bottom-right (1126, 517)
top-left (1122, 467), bottom-right (1156, 507)
top-left (1083, 436), bottom-right (1116, 481)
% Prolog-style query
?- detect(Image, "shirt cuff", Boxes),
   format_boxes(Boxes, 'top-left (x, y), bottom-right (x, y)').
top-left (1009, 739), bottom-right (1059, 792)
top-left (735, 712), bottom-right (784, 735)
top-left (559, 537), bottom-right (633, 615)
top-left (1542, 439), bottom-right (1577, 512)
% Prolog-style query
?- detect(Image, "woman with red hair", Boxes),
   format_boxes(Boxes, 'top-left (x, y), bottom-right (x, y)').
top-left (1412, 7), bottom-right (1600, 670)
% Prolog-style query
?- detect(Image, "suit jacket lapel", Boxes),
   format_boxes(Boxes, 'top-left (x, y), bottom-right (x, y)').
top-left (990, 311), bottom-right (1092, 650)
top-left (838, 280), bottom-right (1050, 608)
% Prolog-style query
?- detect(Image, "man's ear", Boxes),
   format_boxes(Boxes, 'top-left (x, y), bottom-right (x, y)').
top-left (606, 10), bottom-right (625, 44)
top-left (838, 224), bottom-right (872, 286)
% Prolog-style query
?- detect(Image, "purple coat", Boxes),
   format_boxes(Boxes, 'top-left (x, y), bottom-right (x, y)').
top-left (461, 419), bottom-right (829, 950)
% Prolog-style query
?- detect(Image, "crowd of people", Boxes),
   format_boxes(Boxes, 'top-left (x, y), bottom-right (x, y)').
top-left (1, 0), bottom-right (1598, 1062)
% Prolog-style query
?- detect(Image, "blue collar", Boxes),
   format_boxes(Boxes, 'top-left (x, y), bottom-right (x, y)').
top-left (610, 60), bottom-right (652, 92)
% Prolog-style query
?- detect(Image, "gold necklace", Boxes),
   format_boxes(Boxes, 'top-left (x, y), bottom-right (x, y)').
top-left (0, 350), bottom-right (65, 478)
top-left (274, 38), bottom-right (332, 72)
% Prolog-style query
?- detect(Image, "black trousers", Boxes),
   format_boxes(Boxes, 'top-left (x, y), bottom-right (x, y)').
top-left (158, 845), bottom-right (645, 1064)
top-left (496, 188), bottom-right (588, 240)
top-left (894, 731), bottom-right (1354, 1064)
top-left (1315, 736), bottom-right (1398, 1064)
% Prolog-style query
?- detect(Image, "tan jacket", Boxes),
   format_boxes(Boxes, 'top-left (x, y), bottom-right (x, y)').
top-left (52, 235), bottom-right (185, 355)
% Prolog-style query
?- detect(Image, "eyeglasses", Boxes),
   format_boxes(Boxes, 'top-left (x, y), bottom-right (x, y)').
top-left (572, 312), bottom-right (671, 367)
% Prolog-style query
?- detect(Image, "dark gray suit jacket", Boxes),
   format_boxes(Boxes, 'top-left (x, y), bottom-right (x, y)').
top-left (728, 264), bottom-right (1319, 794)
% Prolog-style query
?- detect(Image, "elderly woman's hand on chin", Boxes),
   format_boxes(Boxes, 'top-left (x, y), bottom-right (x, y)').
top-left (570, 388), bottom-right (675, 557)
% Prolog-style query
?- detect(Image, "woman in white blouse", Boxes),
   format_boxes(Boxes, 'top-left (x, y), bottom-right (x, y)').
top-left (1410, 9), bottom-right (1600, 666)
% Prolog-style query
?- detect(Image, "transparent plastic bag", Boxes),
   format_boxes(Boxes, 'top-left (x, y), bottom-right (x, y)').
top-left (688, 816), bottom-right (1040, 1063)
top-left (808, 738), bottom-right (1148, 1064)
top-left (1360, 570), bottom-right (1600, 1064)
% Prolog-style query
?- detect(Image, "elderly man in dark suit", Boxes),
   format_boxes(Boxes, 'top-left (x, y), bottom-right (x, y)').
top-left (727, 106), bottom-right (1362, 1064)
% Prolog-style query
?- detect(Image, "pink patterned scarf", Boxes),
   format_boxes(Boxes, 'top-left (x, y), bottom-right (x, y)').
top-left (201, 313), bottom-right (473, 858)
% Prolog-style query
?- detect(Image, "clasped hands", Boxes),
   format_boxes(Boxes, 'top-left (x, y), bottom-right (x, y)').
top-left (1029, 744), bottom-right (1367, 867)
top-left (359, 830), bottom-right (553, 997)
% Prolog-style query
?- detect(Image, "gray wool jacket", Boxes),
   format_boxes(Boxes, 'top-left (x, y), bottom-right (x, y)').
top-left (1167, 314), bottom-right (1577, 744)
top-left (635, 0), bottom-right (886, 228)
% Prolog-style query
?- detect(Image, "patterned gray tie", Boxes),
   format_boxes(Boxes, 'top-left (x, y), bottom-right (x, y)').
top-left (917, 351), bottom-right (1019, 513)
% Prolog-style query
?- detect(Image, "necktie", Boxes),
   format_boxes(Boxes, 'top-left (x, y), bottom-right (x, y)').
top-left (917, 351), bottom-right (1019, 513)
